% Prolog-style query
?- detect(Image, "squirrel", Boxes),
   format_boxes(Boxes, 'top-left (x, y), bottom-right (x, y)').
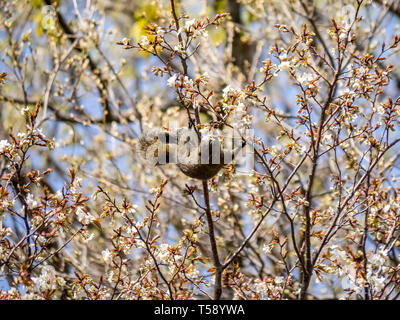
top-left (137, 127), bottom-right (245, 180)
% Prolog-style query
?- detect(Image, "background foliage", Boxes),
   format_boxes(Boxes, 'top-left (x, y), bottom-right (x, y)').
top-left (1, 0), bottom-right (400, 300)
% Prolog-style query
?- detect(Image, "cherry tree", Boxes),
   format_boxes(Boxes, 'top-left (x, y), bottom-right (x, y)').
top-left (0, 0), bottom-right (400, 300)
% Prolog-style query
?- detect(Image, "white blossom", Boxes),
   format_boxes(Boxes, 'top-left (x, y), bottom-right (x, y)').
top-left (185, 19), bottom-right (196, 31)
top-left (75, 207), bottom-right (95, 224)
top-left (222, 85), bottom-right (236, 100)
top-left (156, 243), bottom-right (170, 263)
top-left (156, 27), bottom-right (165, 36)
top-left (297, 72), bottom-right (315, 86)
top-left (167, 74), bottom-right (178, 87)
top-left (275, 276), bottom-right (284, 284)
top-left (262, 243), bottom-right (273, 254)
top-left (20, 106), bottom-right (29, 115)
top-left (31, 265), bottom-right (57, 291)
top-left (183, 76), bottom-right (194, 87)
top-left (83, 232), bottom-right (95, 243)
top-left (0, 140), bottom-right (10, 153)
top-left (102, 249), bottom-right (112, 264)
top-left (139, 35), bottom-right (149, 46)
top-left (339, 31), bottom-right (348, 41)
top-left (279, 60), bottom-right (290, 71)
top-left (26, 193), bottom-right (39, 208)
